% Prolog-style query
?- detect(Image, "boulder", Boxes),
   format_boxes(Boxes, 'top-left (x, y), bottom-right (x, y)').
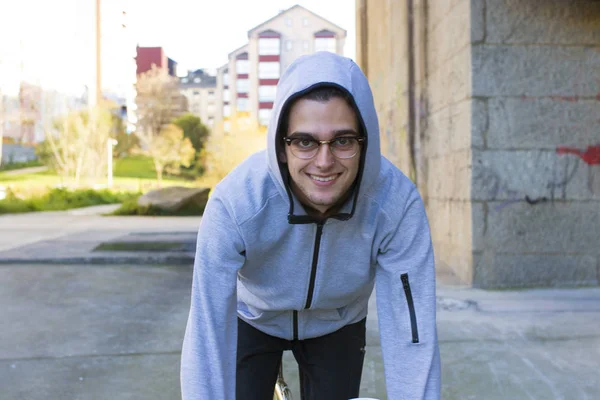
top-left (138, 186), bottom-right (210, 213)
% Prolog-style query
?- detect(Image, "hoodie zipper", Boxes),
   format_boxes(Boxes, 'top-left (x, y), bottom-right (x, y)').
top-left (401, 273), bottom-right (420, 343)
top-left (293, 221), bottom-right (324, 340)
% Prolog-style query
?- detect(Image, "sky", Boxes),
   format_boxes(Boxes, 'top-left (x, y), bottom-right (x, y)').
top-left (128, 0), bottom-right (356, 74)
top-left (0, 0), bottom-right (355, 95)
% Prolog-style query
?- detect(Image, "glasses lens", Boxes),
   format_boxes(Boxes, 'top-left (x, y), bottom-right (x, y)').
top-left (290, 138), bottom-right (319, 159)
top-left (331, 138), bottom-right (359, 159)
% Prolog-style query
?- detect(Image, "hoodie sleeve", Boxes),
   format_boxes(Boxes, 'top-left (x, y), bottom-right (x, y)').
top-left (180, 191), bottom-right (245, 400)
top-left (375, 187), bottom-right (441, 399)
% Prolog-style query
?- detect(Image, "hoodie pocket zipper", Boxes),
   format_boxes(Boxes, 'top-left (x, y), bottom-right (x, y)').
top-left (401, 273), bottom-right (419, 343)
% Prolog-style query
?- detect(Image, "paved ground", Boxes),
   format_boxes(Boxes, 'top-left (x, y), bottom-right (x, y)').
top-left (0, 166), bottom-right (48, 176)
top-left (0, 209), bottom-right (599, 399)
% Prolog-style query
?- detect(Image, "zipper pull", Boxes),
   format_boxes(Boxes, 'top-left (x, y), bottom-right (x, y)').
top-left (401, 274), bottom-right (409, 290)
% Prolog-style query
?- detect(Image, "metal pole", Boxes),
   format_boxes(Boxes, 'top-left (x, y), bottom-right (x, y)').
top-left (107, 138), bottom-right (117, 188)
top-left (96, 0), bottom-right (102, 107)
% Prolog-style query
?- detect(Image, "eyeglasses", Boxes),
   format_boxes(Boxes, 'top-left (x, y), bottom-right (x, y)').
top-left (283, 136), bottom-right (365, 159)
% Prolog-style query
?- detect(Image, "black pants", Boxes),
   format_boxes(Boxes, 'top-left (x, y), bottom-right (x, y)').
top-left (236, 317), bottom-right (367, 400)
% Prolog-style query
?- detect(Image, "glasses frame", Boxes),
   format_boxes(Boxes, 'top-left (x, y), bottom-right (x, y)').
top-left (282, 136), bottom-right (366, 160)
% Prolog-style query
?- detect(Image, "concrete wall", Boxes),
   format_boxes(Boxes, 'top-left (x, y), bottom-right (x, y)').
top-left (357, 0), bottom-right (476, 284)
top-left (471, 0), bottom-right (600, 287)
top-left (357, 0), bottom-right (600, 288)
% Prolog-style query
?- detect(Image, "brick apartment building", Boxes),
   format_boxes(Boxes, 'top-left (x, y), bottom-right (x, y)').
top-left (215, 5), bottom-right (346, 131)
top-left (136, 46), bottom-right (178, 77)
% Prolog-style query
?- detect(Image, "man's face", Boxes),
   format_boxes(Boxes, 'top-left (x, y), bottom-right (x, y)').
top-left (281, 97), bottom-right (361, 216)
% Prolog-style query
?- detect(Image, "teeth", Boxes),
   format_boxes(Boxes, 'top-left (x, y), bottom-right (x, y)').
top-left (311, 175), bottom-right (336, 182)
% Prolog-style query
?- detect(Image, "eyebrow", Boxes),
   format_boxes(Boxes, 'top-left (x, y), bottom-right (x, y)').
top-left (289, 129), bottom-right (359, 138)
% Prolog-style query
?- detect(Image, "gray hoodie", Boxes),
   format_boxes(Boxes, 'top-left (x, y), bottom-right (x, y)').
top-left (181, 51), bottom-right (441, 399)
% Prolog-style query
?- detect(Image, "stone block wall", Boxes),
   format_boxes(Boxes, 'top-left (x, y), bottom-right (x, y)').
top-left (471, 0), bottom-right (600, 287)
top-left (357, 0), bottom-right (600, 288)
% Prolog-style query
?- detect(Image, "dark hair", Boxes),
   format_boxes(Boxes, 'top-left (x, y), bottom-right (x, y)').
top-left (301, 86), bottom-right (354, 107)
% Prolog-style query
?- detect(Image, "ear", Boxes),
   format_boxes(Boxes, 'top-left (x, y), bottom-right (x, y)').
top-left (278, 150), bottom-right (287, 163)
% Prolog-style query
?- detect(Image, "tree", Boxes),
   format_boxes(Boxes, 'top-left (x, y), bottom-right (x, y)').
top-left (39, 107), bottom-right (112, 187)
top-left (201, 112), bottom-right (267, 186)
top-left (135, 65), bottom-right (189, 181)
top-left (173, 113), bottom-right (209, 154)
top-left (146, 124), bottom-right (195, 186)
top-left (135, 65), bottom-right (187, 141)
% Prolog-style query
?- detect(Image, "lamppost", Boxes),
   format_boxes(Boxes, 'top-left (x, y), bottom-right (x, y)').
top-left (107, 138), bottom-right (118, 188)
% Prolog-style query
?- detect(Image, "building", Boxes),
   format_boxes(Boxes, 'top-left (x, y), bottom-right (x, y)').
top-left (215, 63), bottom-right (229, 131)
top-left (215, 5), bottom-right (346, 131)
top-left (179, 69), bottom-right (217, 128)
top-left (136, 47), bottom-right (178, 77)
top-left (357, 0), bottom-right (600, 288)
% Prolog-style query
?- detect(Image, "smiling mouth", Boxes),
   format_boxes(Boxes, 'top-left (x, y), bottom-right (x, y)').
top-left (309, 174), bottom-right (339, 182)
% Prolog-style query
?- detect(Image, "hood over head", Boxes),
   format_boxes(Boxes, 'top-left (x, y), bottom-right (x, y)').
top-left (266, 51), bottom-right (381, 223)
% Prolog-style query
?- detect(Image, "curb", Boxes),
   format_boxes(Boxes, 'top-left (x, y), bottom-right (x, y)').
top-left (0, 254), bottom-right (195, 265)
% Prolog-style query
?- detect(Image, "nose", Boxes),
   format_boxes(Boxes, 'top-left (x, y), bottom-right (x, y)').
top-left (313, 143), bottom-right (335, 169)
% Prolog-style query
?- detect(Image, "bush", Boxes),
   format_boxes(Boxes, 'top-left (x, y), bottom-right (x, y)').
top-left (0, 159), bottom-right (44, 172)
top-left (0, 188), bottom-right (138, 215)
top-left (110, 197), bottom-right (205, 216)
top-left (114, 131), bottom-right (141, 158)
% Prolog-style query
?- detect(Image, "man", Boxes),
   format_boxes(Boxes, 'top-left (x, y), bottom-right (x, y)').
top-left (181, 51), bottom-right (440, 400)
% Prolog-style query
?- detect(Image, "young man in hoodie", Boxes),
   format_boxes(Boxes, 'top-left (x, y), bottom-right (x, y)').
top-left (181, 52), bottom-right (441, 400)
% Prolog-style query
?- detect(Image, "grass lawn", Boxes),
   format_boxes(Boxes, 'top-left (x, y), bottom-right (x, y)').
top-left (113, 155), bottom-right (161, 180)
top-left (0, 155), bottom-right (207, 198)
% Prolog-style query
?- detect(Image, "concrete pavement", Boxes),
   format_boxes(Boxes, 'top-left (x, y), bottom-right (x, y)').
top-left (0, 209), bottom-right (599, 399)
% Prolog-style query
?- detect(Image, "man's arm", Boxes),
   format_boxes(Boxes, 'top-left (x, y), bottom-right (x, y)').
top-left (180, 191), bottom-right (245, 400)
top-left (375, 187), bottom-right (441, 399)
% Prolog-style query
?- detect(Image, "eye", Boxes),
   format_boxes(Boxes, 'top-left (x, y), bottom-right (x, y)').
top-left (293, 138), bottom-right (316, 149)
top-left (335, 137), bottom-right (350, 146)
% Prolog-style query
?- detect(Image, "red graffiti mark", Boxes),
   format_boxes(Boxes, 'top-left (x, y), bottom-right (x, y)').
top-left (550, 95), bottom-right (580, 102)
top-left (556, 144), bottom-right (600, 165)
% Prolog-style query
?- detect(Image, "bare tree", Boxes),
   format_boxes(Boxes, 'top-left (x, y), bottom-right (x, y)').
top-left (42, 107), bottom-right (112, 187)
top-left (135, 65), bottom-right (189, 183)
top-left (135, 65), bottom-right (187, 143)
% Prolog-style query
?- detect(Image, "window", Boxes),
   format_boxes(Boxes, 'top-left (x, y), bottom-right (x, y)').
top-left (207, 117), bottom-right (214, 126)
top-left (286, 41), bottom-right (293, 51)
top-left (224, 121), bottom-right (231, 133)
top-left (223, 105), bottom-right (231, 117)
top-left (303, 17), bottom-right (309, 26)
top-left (223, 72), bottom-right (230, 86)
top-left (258, 38), bottom-right (281, 55)
top-left (315, 37), bottom-right (336, 53)
top-left (193, 91), bottom-right (200, 96)
top-left (181, 78), bottom-right (189, 83)
top-left (302, 41), bottom-right (309, 51)
top-left (223, 89), bottom-right (230, 102)
top-left (208, 90), bottom-right (215, 98)
top-left (258, 85), bottom-right (277, 102)
top-left (237, 97), bottom-right (249, 112)
top-left (194, 77), bottom-right (201, 83)
top-left (236, 59), bottom-right (249, 74)
top-left (259, 109), bottom-right (272, 126)
top-left (258, 62), bottom-right (280, 79)
top-left (236, 79), bottom-right (249, 93)
top-left (285, 17), bottom-right (292, 27)
top-left (207, 104), bottom-right (216, 114)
